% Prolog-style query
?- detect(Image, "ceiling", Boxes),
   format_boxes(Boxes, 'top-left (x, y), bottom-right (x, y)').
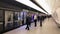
top-left (16, 0), bottom-right (57, 15)
top-left (42, 0), bottom-right (60, 14)
top-left (16, 0), bottom-right (48, 14)
top-left (32, 0), bottom-right (56, 15)
top-left (1, 0), bottom-right (58, 15)
top-left (30, 0), bottom-right (60, 15)
top-left (0, 0), bottom-right (48, 14)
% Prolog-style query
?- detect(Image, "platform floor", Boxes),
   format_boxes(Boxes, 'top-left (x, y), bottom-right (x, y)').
top-left (3, 18), bottom-right (60, 34)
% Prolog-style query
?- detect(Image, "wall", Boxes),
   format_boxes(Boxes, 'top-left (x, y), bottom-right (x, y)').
top-left (51, 0), bottom-right (60, 25)
top-left (38, 0), bottom-right (60, 25)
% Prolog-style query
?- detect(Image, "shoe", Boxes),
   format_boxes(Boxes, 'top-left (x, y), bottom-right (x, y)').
top-left (25, 28), bottom-right (27, 29)
top-left (27, 28), bottom-right (29, 30)
top-left (40, 25), bottom-right (42, 27)
top-left (35, 25), bottom-right (37, 27)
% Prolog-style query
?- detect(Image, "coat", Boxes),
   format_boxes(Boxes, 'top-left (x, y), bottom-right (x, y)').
top-left (26, 16), bottom-right (32, 25)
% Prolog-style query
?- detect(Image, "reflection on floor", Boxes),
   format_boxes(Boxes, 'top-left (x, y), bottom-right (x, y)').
top-left (4, 18), bottom-right (60, 34)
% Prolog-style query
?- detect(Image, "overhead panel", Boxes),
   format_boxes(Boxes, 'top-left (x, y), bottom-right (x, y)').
top-left (16, 0), bottom-right (48, 14)
top-left (30, 0), bottom-right (48, 13)
top-left (34, 0), bottom-right (52, 15)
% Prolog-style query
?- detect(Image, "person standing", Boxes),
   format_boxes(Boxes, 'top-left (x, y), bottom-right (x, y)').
top-left (34, 14), bottom-right (37, 27)
top-left (37, 15), bottom-right (40, 22)
top-left (39, 14), bottom-right (43, 27)
top-left (25, 13), bottom-right (32, 30)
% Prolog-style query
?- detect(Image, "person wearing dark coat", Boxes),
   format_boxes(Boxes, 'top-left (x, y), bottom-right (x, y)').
top-left (37, 15), bottom-right (40, 22)
top-left (39, 15), bottom-right (43, 27)
top-left (25, 14), bottom-right (32, 30)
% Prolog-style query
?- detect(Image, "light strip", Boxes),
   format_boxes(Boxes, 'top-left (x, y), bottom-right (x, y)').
top-left (35, 0), bottom-right (52, 14)
top-left (16, 0), bottom-right (48, 14)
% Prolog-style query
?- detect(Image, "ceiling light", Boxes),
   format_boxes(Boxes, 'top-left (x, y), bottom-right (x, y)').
top-left (35, 0), bottom-right (52, 14)
top-left (16, 0), bottom-right (48, 14)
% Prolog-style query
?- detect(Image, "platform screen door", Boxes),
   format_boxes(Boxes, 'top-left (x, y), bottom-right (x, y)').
top-left (0, 10), bottom-right (4, 33)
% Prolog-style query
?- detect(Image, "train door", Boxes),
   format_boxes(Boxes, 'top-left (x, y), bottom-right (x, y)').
top-left (5, 11), bottom-right (13, 31)
top-left (0, 10), bottom-right (5, 33)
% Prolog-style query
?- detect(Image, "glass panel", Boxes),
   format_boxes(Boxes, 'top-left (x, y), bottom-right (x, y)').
top-left (5, 11), bottom-right (13, 30)
top-left (13, 12), bottom-right (20, 28)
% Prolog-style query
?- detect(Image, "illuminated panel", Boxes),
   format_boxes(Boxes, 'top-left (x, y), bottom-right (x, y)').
top-left (16, 0), bottom-right (47, 14)
top-left (35, 0), bottom-right (52, 14)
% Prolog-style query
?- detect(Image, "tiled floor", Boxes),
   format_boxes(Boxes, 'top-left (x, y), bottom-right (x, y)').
top-left (3, 18), bottom-right (60, 34)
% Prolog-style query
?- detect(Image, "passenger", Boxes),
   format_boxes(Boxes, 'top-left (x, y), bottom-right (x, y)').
top-left (34, 14), bottom-right (37, 27)
top-left (42, 15), bottom-right (45, 22)
top-left (37, 15), bottom-right (40, 22)
top-left (39, 15), bottom-right (43, 27)
top-left (25, 13), bottom-right (32, 30)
